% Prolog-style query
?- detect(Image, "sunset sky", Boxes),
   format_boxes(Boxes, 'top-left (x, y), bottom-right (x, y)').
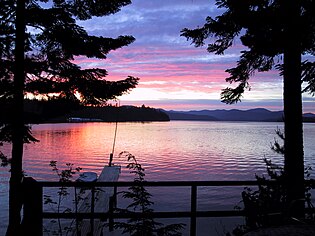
top-left (76, 0), bottom-right (315, 113)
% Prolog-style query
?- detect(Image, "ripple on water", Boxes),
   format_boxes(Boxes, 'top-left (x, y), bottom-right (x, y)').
top-left (0, 121), bottom-right (314, 236)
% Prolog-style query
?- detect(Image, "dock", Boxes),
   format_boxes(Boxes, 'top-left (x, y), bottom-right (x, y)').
top-left (71, 165), bottom-right (121, 236)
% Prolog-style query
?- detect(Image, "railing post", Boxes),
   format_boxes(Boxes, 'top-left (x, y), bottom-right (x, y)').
top-left (108, 185), bottom-right (117, 232)
top-left (190, 185), bottom-right (197, 236)
top-left (109, 196), bottom-right (114, 231)
top-left (21, 177), bottom-right (43, 236)
top-left (74, 187), bottom-right (80, 235)
top-left (109, 153), bottom-right (113, 166)
top-left (90, 186), bottom-right (95, 235)
top-left (113, 186), bottom-right (117, 208)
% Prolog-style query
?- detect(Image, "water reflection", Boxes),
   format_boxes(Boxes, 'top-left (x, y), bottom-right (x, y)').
top-left (0, 121), bottom-right (314, 235)
top-left (15, 121), bottom-right (315, 181)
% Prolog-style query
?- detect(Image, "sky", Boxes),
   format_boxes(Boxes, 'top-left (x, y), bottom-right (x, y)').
top-left (76, 0), bottom-right (315, 113)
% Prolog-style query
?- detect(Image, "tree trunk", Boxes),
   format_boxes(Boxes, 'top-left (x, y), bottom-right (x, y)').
top-left (283, 0), bottom-right (304, 218)
top-left (6, 0), bottom-right (25, 235)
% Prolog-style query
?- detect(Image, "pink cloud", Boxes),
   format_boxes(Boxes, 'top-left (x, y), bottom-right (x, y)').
top-left (71, 0), bottom-right (306, 111)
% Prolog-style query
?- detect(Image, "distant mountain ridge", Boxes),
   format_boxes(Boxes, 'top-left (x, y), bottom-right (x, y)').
top-left (165, 108), bottom-right (315, 122)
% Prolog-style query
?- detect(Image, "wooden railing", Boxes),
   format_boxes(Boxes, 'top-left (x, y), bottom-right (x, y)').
top-left (21, 179), bottom-right (315, 236)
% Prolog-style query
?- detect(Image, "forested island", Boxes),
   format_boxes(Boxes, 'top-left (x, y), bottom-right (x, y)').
top-left (0, 99), bottom-right (170, 123)
top-left (64, 105), bottom-right (170, 123)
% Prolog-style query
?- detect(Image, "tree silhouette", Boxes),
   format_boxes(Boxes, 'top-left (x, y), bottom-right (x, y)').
top-left (182, 0), bottom-right (315, 217)
top-left (1, 1), bottom-right (138, 235)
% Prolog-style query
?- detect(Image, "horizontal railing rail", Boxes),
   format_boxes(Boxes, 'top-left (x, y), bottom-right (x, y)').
top-left (21, 179), bottom-right (315, 236)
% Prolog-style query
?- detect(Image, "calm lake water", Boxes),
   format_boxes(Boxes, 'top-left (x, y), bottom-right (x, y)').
top-left (0, 121), bottom-right (315, 235)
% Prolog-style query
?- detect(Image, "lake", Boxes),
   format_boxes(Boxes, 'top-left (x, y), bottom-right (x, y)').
top-left (1, 121), bottom-right (314, 235)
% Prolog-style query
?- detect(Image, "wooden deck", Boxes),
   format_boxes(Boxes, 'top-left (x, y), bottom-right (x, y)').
top-left (71, 166), bottom-right (121, 236)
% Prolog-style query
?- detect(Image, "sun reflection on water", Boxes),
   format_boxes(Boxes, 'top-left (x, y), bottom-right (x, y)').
top-left (1, 121), bottom-right (314, 235)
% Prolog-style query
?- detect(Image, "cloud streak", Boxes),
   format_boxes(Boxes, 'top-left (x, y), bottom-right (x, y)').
top-left (75, 0), bottom-right (315, 112)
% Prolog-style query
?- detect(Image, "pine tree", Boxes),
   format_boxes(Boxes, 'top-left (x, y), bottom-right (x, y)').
top-left (182, 0), bottom-right (315, 217)
top-left (0, 1), bottom-right (139, 235)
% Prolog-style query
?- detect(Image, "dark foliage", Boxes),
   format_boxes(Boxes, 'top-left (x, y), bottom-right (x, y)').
top-left (44, 161), bottom-right (82, 235)
top-left (228, 130), bottom-right (314, 236)
top-left (113, 152), bottom-right (185, 236)
top-left (0, 1), bottom-right (139, 105)
top-left (230, 159), bottom-right (315, 236)
top-left (181, 0), bottom-right (315, 103)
